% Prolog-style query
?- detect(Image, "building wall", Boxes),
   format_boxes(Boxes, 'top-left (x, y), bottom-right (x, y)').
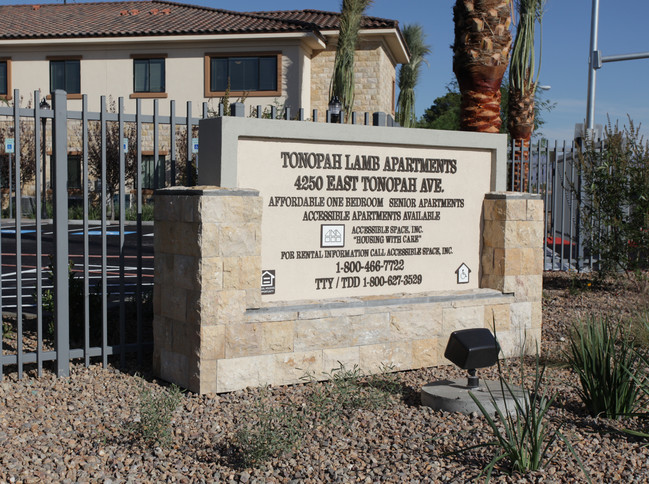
top-left (310, 39), bottom-right (397, 121)
top-left (4, 38), bottom-right (309, 117)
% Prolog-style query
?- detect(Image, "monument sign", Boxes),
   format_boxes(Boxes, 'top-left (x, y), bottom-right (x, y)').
top-left (237, 140), bottom-right (491, 301)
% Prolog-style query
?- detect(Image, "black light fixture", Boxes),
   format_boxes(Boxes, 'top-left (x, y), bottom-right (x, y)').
top-left (40, 97), bottom-right (50, 218)
top-left (328, 95), bottom-right (342, 124)
top-left (444, 328), bottom-right (499, 389)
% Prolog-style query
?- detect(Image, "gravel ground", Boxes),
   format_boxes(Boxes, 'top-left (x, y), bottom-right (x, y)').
top-left (2, 271), bottom-right (649, 483)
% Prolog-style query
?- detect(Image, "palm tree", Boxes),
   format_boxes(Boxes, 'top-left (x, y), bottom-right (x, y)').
top-left (330, 0), bottom-right (373, 122)
top-left (396, 24), bottom-right (431, 128)
top-left (452, 0), bottom-right (512, 133)
top-left (507, 0), bottom-right (545, 190)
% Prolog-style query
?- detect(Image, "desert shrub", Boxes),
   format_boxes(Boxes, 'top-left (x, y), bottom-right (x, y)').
top-left (575, 118), bottom-right (649, 275)
top-left (132, 382), bottom-right (183, 447)
top-left (233, 386), bottom-right (303, 467)
top-left (302, 362), bottom-right (400, 426)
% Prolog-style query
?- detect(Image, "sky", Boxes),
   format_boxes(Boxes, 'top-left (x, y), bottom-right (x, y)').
top-left (2, 0), bottom-right (648, 141)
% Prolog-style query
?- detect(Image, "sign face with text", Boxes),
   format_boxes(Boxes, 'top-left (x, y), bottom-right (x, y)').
top-left (237, 140), bottom-right (491, 302)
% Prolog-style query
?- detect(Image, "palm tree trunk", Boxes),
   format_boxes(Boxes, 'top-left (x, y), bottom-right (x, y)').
top-left (453, 0), bottom-right (512, 133)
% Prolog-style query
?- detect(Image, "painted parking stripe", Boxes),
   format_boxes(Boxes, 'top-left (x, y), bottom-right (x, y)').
top-left (71, 230), bottom-right (137, 236)
top-left (1, 229), bottom-right (36, 234)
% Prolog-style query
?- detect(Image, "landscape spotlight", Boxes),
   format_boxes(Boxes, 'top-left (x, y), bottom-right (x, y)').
top-left (444, 328), bottom-right (499, 389)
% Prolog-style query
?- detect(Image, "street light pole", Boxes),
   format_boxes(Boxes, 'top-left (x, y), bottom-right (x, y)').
top-left (585, 0), bottom-right (600, 134)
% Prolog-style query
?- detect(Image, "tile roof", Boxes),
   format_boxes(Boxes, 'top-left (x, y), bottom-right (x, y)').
top-left (0, 1), bottom-right (398, 40)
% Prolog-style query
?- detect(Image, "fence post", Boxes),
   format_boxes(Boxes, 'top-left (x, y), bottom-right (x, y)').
top-left (372, 112), bottom-right (387, 127)
top-left (52, 89), bottom-right (70, 377)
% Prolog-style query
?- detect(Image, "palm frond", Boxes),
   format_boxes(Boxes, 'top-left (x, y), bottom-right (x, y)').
top-left (397, 24), bottom-right (431, 128)
top-left (330, 0), bottom-right (374, 121)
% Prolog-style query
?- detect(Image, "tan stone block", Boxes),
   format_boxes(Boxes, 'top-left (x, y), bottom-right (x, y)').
top-left (218, 224), bottom-right (260, 258)
top-left (510, 302), bottom-right (532, 332)
top-left (159, 349), bottom-right (189, 389)
top-left (157, 222), bottom-right (200, 257)
top-left (481, 247), bottom-right (495, 274)
top-left (350, 313), bottom-right (391, 346)
top-left (152, 315), bottom-right (172, 351)
top-left (359, 342), bottom-right (413, 373)
top-left (531, 301), bottom-right (542, 329)
top-left (485, 304), bottom-right (511, 332)
top-left (245, 288), bottom-right (262, 310)
top-left (161, 285), bottom-right (187, 322)
top-left (526, 199), bottom-right (544, 221)
top-left (244, 309), bottom-right (299, 323)
top-left (504, 248), bottom-right (523, 276)
top-left (505, 199), bottom-right (528, 221)
top-left (174, 254), bottom-right (200, 290)
top-left (223, 256), bottom-right (261, 290)
top-left (520, 247), bottom-right (544, 275)
top-left (504, 220), bottom-right (544, 249)
top-left (200, 257), bottom-right (224, 292)
top-left (262, 320), bottom-right (294, 354)
top-left (201, 324), bottom-right (225, 360)
top-left (503, 275), bottom-right (543, 301)
top-left (197, 358), bottom-right (217, 395)
top-left (481, 273), bottom-right (504, 292)
top-left (295, 316), bottom-right (353, 351)
top-left (442, 305), bottom-right (484, 333)
top-left (225, 323), bottom-right (262, 358)
top-left (412, 338), bottom-right (442, 368)
top-left (199, 223), bottom-right (221, 258)
top-left (273, 351), bottom-right (323, 386)
top-left (172, 322), bottom-right (200, 360)
top-left (482, 220), bottom-right (506, 248)
top-left (322, 347), bottom-right (361, 375)
top-left (200, 195), bottom-right (261, 224)
top-left (389, 306), bottom-right (443, 341)
top-left (200, 289), bottom-right (247, 324)
top-left (216, 355), bottom-right (274, 393)
top-left (495, 330), bottom-right (527, 358)
top-left (155, 252), bottom-right (175, 286)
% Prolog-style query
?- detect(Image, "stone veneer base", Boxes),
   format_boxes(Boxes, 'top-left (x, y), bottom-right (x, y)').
top-left (153, 188), bottom-right (543, 394)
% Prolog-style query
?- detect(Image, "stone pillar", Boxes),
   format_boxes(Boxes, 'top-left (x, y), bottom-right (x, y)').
top-left (481, 192), bottom-right (544, 356)
top-left (153, 186), bottom-right (262, 394)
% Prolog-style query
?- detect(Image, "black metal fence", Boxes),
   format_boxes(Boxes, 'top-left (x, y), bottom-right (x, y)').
top-left (0, 89), bottom-right (398, 380)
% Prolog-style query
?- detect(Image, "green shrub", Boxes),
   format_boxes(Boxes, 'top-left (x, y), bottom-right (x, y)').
top-left (302, 362), bottom-right (400, 426)
top-left (233, 386), bottom-right (303, 467)
top-left (566, 316), bottom-right (642, 418)
top-left (132, 382), bottom-right (183, 447)
top-left (575, 118), bottom-right (649, 275)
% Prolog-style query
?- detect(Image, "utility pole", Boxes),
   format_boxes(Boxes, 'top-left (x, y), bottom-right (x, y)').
top-left (586, 0), bottom-right (649, 134)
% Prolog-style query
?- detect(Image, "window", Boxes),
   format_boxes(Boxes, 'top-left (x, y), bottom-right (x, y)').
top-left (67, 155), bottom-right (81, 189)
top-left (0, 59), bottom-right (10, 99)
top-left (204, 53), bottom-right (281, 97)
top-left (142, 155), bottom-right (165, 189)
top-left (133, 57), bottom-right (165, 94)
top-left (49, 59), bottom-right (81, 94)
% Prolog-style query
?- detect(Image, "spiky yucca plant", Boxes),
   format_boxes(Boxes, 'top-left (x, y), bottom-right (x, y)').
top-left (396, 24), bottom-right (431, 128)
top-left (330, 0), bottom-right (373, 122)
top-left (507, 0), bottom-right (545, 142)
top-left (453, 0), bottom-right (512, 133)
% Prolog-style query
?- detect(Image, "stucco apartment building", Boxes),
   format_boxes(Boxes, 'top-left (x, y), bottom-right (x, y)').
top-left (0, 0), bottom-right (408, 202)
top-left (0, 0), bottom-right (408, 117)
